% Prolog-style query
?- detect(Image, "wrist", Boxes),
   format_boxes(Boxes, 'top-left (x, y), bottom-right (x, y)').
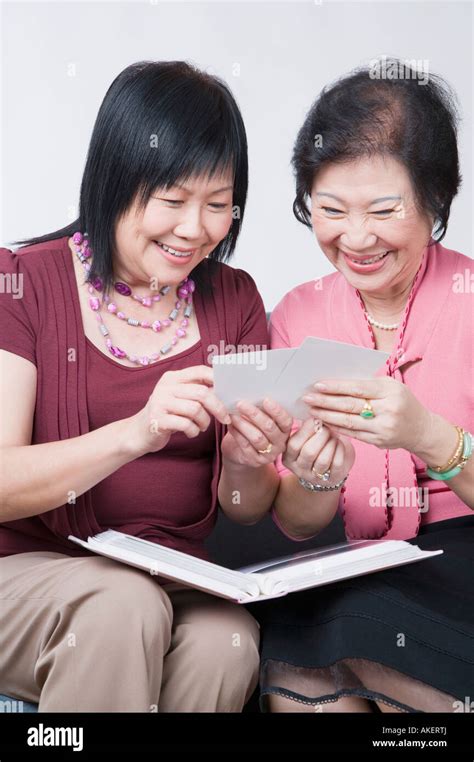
top-left (413, 412), bottom-right (459, 467)
top-left (297, 473), bottom-right (349, 492)
top-left (221, 455), bottom-right (267, 476)
top-left (116, 414), bottom-right (150, 460)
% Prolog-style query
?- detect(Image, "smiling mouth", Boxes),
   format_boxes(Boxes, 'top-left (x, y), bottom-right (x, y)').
top-left (342, 250), bottom-right (392, 265)
top-left (154, 241), bottom-right (196, 258)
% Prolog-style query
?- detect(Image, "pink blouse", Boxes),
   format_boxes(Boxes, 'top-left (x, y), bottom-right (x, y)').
top-left (270, 241), bottom-right (473, 541)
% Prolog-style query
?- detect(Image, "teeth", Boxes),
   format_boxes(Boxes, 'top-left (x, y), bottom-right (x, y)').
top-left (157, 242), bottom-right (192, 258)
top-left (350, 251), bottom-right (389, 265)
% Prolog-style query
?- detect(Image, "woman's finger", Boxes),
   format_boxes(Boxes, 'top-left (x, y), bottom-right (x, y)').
top-left (235, 400), bottom-right (281, 440)
top-left (305, 406), bottom-right (376, 432)
top-left (303, 391), bottom-right (377, 416)
top-left (173, 383), bottom-right (231, 425)
top-left (291, 422), bottom-right (331, 469)
top-left (331, 439), bottom-right (346, 470)
top-left (229, 413), bottom-right (272, 453)
top-left (151, 413), bottom-right (202, 439)
top-left (309, 436), bottom-right (338, 477)
top-left (165, 397), bottom-right (211, 431)
top-left (286, 417), bottom-right (324, 455)
top-left (261, 398), bottom-right (294, 434)
top-left (227, 424), bottom-right (270, 461)
top-left (295, 425), bottom-right (333, 472)
top-left (324, 423), bottom-right (381, 446)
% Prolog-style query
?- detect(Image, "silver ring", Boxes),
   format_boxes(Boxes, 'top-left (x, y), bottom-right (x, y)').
top-left (312, 468), bottom-right (331, 481)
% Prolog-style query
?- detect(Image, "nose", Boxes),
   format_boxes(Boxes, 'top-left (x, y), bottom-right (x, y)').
top-left (339, 214), bottom-right (378, 252)
top-left (173, 205), bottom-right (205, 242)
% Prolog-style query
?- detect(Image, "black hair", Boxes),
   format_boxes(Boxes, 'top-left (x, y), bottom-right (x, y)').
top-left (292, 58), bottom-right (461, 242)
top-left (9, 60), bottom-right (249, 294)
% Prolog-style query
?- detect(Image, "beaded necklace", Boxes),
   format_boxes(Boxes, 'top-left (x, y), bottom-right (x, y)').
top-left (71, 232), bottom-right (195, 366)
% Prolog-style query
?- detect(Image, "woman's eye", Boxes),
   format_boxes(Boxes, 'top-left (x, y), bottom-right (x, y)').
top-left (209, 203), bottom-right (229, 210)
top-left (372, 209), bottom-right (396, 217)
top-left (159, 198), bottom-right (182, 206)
top-left (321, 207), bottom-right (345, 215)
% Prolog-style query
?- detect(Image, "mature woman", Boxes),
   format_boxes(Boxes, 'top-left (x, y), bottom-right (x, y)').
top-left (247, 60), bottom-right (474, 712)
top-left (0, 61), bottom-right (294, 712)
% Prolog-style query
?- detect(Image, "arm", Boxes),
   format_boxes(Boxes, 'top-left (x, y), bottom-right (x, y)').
top-left (0, 352), bottom-right (230, 523)
top-left (217, 268), bottom-right (285, 524)
top-left (303, 378), bottom-right (474, 512)
top-left (272, 472), bottom-right (341, 539)
top-left (218, 459), bottom-right (280, 525)
top-left (0, 350), bottom-right (144, 522)
top-left (412, 412), bottom-right (474, 510)
top-left (271, 417), bottom-right (355, 539)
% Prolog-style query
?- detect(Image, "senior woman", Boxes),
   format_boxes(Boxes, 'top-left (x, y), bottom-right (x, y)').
top-left (244, 61), bottom-right (473, 713)
top-left (0, 60), bottom-right (293, 712)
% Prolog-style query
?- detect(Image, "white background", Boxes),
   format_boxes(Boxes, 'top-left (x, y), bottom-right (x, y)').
top-left (1, 0), bottom-right (472, 309)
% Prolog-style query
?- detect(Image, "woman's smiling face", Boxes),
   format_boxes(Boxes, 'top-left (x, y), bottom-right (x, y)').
top-left (112, 169), bottom-right (234, 289)
top-left (310, 155), bottom-right (434, 297)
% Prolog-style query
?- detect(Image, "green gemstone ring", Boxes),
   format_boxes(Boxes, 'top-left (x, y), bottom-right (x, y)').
top-left (360, 400), bottom-right (375, 419)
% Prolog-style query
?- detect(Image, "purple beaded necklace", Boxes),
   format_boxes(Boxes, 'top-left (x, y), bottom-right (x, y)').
top-left (70, 231), bottom-right (196, 366)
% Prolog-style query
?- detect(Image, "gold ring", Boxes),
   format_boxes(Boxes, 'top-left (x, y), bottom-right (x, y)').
top-left (360, 400), bottom-right (375, 419)
top-left (257, 444), bottom-right (273, 454)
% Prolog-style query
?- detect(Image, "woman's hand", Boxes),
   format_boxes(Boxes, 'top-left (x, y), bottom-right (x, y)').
top-left (221, 398), bottom-right (293, 468)
top-left (282, 417), bottom-right (355, 485)
top-left (127, 365), bottom-right (231, 456)
top-left (302, 376), bottom-right (433, 452)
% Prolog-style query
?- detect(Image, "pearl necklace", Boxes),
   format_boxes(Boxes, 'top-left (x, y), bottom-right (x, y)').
top-left (364, 312), bottom-right (399, 331)
top-left (71, 232), bottom-right (195, 366)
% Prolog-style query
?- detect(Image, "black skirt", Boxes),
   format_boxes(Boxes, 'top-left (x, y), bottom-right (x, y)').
top-left (247, 515), bottom-right (474, 712)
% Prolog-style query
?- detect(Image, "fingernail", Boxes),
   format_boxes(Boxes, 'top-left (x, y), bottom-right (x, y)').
top-left (314, 382), bottom-right (327, 390)
top-left (224, 415), bottom-right (231, 424)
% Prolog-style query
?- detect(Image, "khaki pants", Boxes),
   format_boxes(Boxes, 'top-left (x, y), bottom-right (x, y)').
top-left (0, 551), bottom-right (260, 712)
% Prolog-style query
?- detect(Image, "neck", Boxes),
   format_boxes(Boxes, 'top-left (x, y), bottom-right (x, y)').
top-left (111, 263), bottom-right (183, 310)
top-left (360, 279), bottom-right (414, 323)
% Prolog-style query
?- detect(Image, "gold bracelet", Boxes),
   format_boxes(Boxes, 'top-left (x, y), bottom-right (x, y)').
top-left (430, 425), bottom-right (464, 473)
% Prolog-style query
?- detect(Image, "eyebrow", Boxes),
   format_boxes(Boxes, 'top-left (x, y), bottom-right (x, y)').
top-left (315, 193), bottom-right (402, 206)
top-left (174, 184), bottom-right (234, 195)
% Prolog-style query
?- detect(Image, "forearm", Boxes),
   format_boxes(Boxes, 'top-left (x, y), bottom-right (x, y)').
top-left (273, 472), bottom-right (341, 539)
top-left (0, 416), bottom-right (140, 522)
top-left (413, 413), bottom-right (474, 510)
top-left (218, 458), bottom-right (279, 525)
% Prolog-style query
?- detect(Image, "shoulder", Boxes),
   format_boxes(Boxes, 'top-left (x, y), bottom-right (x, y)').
top-left (430, 241), bottom-right (473, 273)
top-left (202, 259), bottom-right (264, 311)
top-left (199, 260), bottom-right (268, 348)
top-left (271, 271), bottom-right (339, 325)
top-left (268, 272), bottom-right (340, 350)
top-left (428, 243), bottom-right (473, 307)
top-left (209, 259), bottom-right (261, 294)
top-left (0, 236), bottom-right (68, 277)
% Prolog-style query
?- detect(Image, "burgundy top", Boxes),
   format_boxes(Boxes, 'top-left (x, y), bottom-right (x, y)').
top-left (0, 236), bottom-right (269, 561)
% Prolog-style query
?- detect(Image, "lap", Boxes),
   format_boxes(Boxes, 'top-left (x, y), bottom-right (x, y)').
top-left (0, 551), bottom-right (259, 641)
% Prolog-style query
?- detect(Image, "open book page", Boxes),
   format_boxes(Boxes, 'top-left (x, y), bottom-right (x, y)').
top-left (239, 540), bottom-right (443, 596)
top-left (68, 530), bottom-right (269, 603)
top-left (68, 531), bottom-right (443, 604)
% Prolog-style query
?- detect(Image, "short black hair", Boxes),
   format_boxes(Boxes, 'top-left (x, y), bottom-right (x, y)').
top-left (10, 60), bottom-right (249, 294)
top-left (292, 58), bottom-right (461, 242)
